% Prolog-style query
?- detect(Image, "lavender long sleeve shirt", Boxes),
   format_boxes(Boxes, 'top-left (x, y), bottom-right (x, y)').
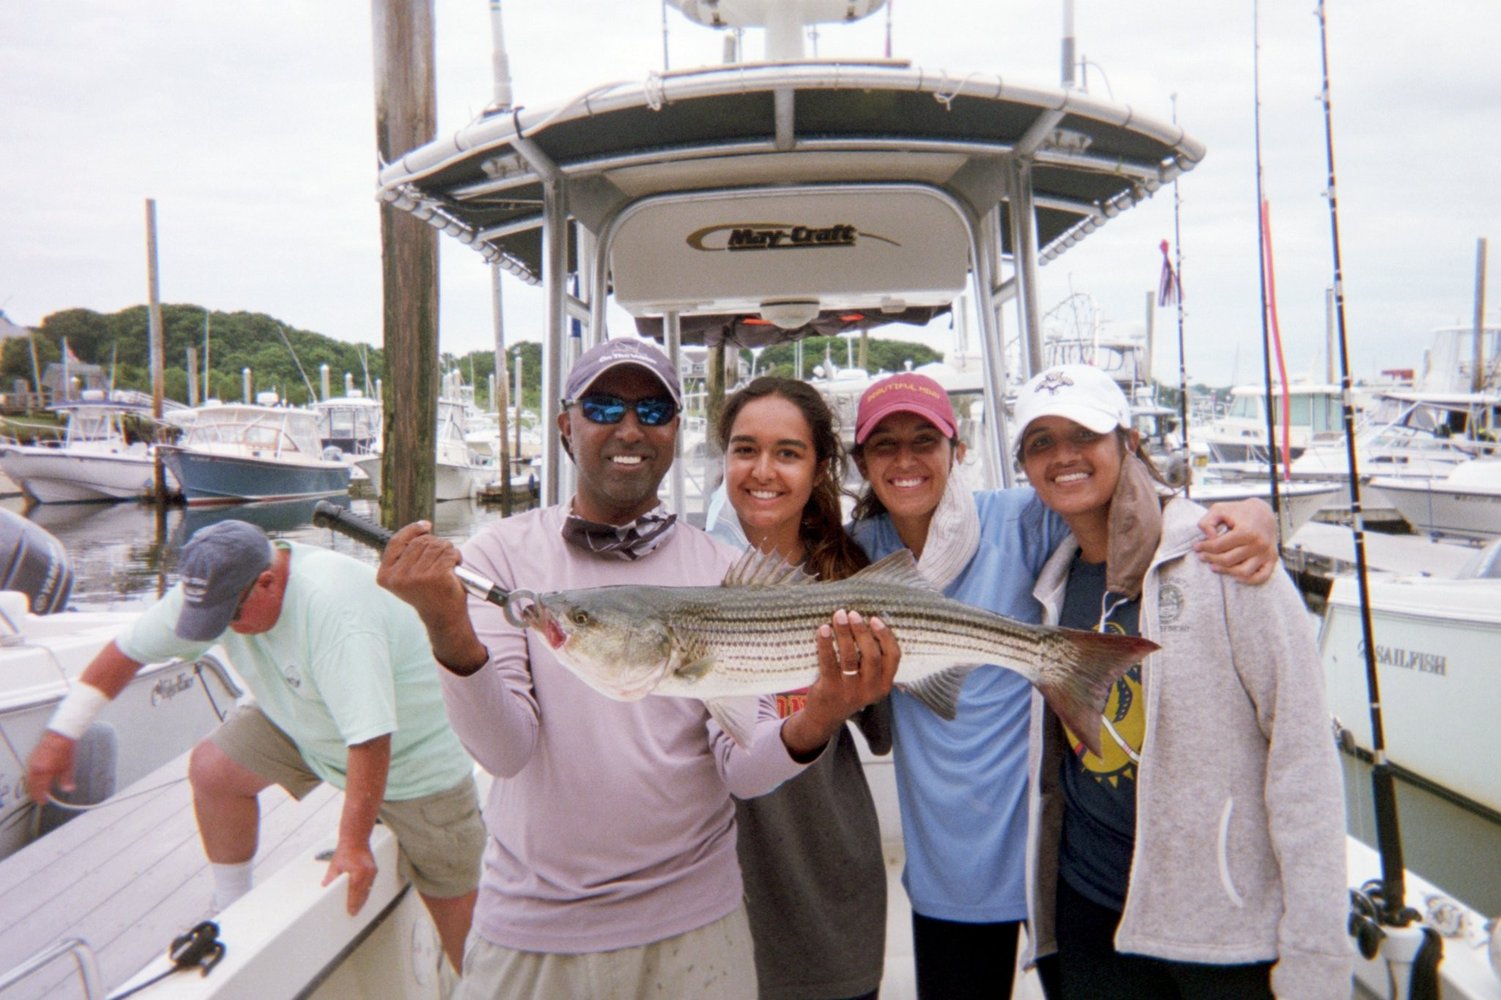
top-left (443, 504), bottom-right (807, 954)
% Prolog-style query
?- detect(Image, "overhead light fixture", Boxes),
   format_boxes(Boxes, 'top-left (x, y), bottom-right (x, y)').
top-left (759, 299), bottom-right (820, 330)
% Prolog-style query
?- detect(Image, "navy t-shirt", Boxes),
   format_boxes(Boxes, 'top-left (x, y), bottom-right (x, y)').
top-left (1056, 554), bottom-right (1144, 912)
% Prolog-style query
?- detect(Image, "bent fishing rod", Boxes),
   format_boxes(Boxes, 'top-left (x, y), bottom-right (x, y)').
top-left (312, 501), bottom-right (518, 617)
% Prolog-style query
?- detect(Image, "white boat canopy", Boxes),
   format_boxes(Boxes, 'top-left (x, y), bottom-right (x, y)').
top-left (377, 51), bottom-right (1203, 503)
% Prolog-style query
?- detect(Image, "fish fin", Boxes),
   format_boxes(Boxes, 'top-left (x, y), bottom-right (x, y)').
top-left (722, 545), bottom-right (816, 588)
top-left (849, 550), bottom-right (938, 592)
top-left (897, 665), bottom-right (977, 720)
top-left (673, 655), bottom-right (716, 681)
top-left (1036, 628), bottom-right (1159, 758)
top-left (707, 696), bottom-right (761, 749)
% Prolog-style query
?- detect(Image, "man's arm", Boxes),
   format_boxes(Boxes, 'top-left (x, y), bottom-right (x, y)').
top-left (1197, 497), bottom-right (1280, 584)
top-left (25, 640), bottom-right (145, 804)
top-left (321, 735), bottom-right (391, 916)
top-left (377, 522), bottom-right (487, 674)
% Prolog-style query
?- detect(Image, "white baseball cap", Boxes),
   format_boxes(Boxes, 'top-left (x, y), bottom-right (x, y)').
top-left (1014, 364), bottom-right (1132, 438)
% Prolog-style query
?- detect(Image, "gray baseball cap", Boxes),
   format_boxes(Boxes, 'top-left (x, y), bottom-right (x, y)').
top-left (563, 339), bottom-right (682, 407)
top-left (175, 520), bottom-right (274, 641)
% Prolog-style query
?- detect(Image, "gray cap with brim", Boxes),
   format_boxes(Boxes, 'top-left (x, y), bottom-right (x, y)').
top-left (175, 520), bottom-right (274, 641)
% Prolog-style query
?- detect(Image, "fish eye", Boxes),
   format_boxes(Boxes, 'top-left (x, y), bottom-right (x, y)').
top-left (571, 610), bottom-right (590, 626)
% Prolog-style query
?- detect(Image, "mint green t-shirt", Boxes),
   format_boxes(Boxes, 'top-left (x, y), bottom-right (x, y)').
top-left (119, 541), bottom-right (470, 800)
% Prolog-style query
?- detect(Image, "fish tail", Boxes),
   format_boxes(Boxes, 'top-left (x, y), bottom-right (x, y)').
top-left (1035, 628), bottom-right (1159, 758)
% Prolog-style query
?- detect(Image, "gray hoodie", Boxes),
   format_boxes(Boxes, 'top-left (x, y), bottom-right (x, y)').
top-left (1024, 497), bottom-right (1352, 999)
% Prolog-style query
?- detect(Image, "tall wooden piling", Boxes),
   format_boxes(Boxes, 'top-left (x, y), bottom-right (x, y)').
top-left (371, 0), bottom-right (438, 528)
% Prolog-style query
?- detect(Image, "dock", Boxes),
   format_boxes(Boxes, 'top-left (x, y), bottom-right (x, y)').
top-left (0, 752), bottom-right (342, 998)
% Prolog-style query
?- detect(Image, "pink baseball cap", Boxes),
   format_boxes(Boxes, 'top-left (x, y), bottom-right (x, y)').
top-left (854, 373), bottom-right (958, 444)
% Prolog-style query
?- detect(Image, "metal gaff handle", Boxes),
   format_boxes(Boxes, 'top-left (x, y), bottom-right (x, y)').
top-left (311, 501), bottom-right (512, 610)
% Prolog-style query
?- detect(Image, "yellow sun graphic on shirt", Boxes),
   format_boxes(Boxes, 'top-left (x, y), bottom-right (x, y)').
top-left (1062, 621), bottom-right (1145, 786)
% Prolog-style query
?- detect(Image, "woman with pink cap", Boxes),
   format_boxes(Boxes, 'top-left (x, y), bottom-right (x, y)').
top-left (844, 370), bottom-right (1279, 1000)
top-left (1012, 364), bottom-right (1348, 999)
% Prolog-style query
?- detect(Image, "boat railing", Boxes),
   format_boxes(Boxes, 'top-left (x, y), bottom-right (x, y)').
top-left (0, 937), bottom-right (104, 998)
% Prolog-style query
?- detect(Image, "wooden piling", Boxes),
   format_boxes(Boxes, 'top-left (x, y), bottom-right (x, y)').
top-left (371, 0), bottom-right (438, 529)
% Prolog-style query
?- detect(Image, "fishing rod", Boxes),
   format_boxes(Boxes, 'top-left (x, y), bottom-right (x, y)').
top-left (1249, 0), bottom-right (1284, 534)
top-left (311, 501), bottom-right (513, 611)
top-left (1312, 1), bottom-right (1417, 938)
top-left (1167, 92), bottom-right (1190, 499)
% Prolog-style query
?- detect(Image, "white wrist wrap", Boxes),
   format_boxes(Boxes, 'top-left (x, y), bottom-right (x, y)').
top-left (47, 682), bottom-right (110, 740)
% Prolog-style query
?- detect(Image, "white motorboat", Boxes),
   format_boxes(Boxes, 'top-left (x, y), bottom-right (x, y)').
top-left (158, 399), bottom-right (352, 506)
top-left (1196, 382), bottom-right (1346, 466)
top-left (1320, 538), bottom-right (1501, 815)
top-left (0, 398), bottom-right (179, 503)
top-left (434, 397), bottom-right (492, 502)
top-left (1290, 389), bottom-right (1501, 483)
top-left (315, 392), bottom-right (383, 491)
top-left (1370, 458), bottom-right (1501, 542)
top-left (1184, 472), bottom-right (1344, 538)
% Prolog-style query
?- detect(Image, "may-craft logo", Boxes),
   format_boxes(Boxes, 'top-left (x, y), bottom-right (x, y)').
top-left (685, 222), bottom-right (900, 252)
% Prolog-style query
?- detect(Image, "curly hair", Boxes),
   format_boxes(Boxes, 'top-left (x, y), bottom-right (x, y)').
top-left (717, 377), bottom-right (869, 582)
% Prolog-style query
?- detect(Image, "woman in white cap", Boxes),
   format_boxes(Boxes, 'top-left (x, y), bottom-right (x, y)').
top-left (844, 371), bottom-right (1280, 1000)
top-left (1013, 363), bottom-right (1349, 999)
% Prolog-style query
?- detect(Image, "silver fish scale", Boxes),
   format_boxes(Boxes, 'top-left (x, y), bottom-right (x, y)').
top-left (655, 579), bottom-right (1045, 691)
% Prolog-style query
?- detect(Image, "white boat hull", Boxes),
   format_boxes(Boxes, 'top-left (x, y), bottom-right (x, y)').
top-left (1320, 572), bottom-right (1501, 815)
top-left (0, 446), bottom-right (178, 503)
top-left (1186, 477), bottom-right (1343, 538)
top-left (1370, 462), bottom-right (1501, 542)
top-left (0, 601), bottom-right (242, 860)
top-left (434, 460), bottom-right (489, 502)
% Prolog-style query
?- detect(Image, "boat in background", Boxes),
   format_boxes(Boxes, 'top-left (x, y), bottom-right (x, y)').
top-left (1194, 381), bottom-right (1347, 467)
top-left (1320, 538), bottom-right (1501, 816)
top-left (0, 395), bottom-right (180, 503)
top-left (434, 397), bottom-right (492, 502)
top-left (158, 398), bottom-right (351, 506)
top-left (315, 392), bottom-right (383, 490)
top-left (1290, 389), bottom-right (1500, 483)
top-left (1369, 458), bottom-right (1501, 542)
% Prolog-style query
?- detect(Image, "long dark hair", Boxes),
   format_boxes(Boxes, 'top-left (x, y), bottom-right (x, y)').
top-left (718, 377), bottom-right (869, 581)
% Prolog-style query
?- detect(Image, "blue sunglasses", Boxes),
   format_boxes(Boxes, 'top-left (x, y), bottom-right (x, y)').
top-left (570, 393), bottom-right (678, 427)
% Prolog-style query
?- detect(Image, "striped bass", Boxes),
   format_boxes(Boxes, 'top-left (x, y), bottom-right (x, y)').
top-left (511, 548), bottom-right (1157, 756)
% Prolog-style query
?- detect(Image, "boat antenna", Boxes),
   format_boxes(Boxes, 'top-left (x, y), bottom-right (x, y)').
top-left (1250, 0), bottom-right (1284, 535)
top-left (1315, 0), bottom-right (1413, 932)
top-left (273, 322), bottom-right (319, 403)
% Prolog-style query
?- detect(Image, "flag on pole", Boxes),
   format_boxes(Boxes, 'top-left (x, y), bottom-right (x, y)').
top-left (1157, 238), bottom-right (1182, 307)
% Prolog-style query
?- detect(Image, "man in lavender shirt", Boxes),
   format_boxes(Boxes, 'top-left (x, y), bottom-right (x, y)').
top-left (379, 338), bottom-right (897, 998)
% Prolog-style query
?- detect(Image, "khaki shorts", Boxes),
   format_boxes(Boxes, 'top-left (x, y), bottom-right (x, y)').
top-left (456, 904), bottom-right (757, 1000)
top-left (210, 704), bottom-right (484, 899)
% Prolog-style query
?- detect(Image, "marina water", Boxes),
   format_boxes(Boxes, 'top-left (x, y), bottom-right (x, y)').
top-left (10, 494), bottom-right (1499, 922)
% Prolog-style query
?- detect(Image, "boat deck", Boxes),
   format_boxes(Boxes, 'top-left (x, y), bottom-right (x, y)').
top-left (0, 755), bottom-right (1045, 999)
top-left (0, 753), bottom-right (341, 998)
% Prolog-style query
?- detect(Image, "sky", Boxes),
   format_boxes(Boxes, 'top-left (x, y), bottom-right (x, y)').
top-left (3, 0), bottom-right (1498, 388)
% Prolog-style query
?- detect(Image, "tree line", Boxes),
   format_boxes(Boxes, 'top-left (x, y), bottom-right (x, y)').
top-left (8, 305), bottom-right (949, 413)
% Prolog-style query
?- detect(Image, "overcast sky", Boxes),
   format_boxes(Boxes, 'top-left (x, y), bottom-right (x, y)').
top-left (3, 1), bottom-right (1497, 387)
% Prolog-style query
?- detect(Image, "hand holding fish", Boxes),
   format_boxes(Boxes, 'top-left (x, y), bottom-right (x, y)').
top-left (781, 610), bottom-right (899, 762)
top-left (378, 521), bottom-right (489, 675)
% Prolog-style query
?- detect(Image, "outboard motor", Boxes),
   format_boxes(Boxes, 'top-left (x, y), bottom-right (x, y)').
top-left (0, 507), bottom-right (74, 613)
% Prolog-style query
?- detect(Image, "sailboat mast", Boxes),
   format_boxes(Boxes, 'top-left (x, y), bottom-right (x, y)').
top-left (1315, 0), bottom-right (1410, 927)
